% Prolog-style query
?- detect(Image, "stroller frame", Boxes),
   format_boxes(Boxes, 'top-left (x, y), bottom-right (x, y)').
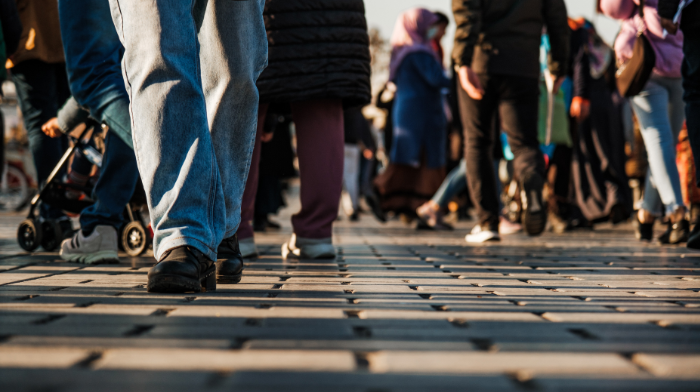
top-left (16, 119), bottom-right (151, 256)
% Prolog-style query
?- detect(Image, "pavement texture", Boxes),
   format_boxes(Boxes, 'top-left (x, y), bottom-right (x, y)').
top-left (1, 205), bottom-right (700, 391)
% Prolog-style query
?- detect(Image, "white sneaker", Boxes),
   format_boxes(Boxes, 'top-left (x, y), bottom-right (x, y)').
top-left (60, 225), bottom-right (119, 264)
top-left (239, 237), bottom-right (259, 259)
top-left (465, 225), bottom-right (500, 243)
top-left (281, 234), bottom-right (336, 260)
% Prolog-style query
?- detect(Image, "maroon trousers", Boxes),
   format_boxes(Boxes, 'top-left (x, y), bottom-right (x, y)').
top-left (237, 99), bottom-right (344, 240)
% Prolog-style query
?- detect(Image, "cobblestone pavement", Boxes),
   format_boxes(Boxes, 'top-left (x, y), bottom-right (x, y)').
top-left (1, 207), bottom-right (699, 391)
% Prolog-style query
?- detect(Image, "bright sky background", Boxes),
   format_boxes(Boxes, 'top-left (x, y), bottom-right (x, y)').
top-left (365, 0), bottom-right (621, 55)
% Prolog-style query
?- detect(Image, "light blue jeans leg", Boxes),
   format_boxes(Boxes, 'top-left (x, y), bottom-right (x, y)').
top-left (108, 0), bottom-right (267, 260)
top-left (431, 159), bottom-right (467, 209)
top-left (197, 0), bottom-right (268, 239)
top-left (632, 76), bottom-right (686, 216)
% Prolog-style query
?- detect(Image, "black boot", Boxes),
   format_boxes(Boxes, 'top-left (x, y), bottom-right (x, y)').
top-left (216, 234), bottom-right (244, 284)
top-left (671, 219), bottom-right (690, 244)
top-left (687, 220), bottom-right (700, 249)
top-left (633, 213), bottom-right (654, 241)
top-left (521, 172), bottom-right (547, 236)
top-left (148, 246), bottom-right (216, 293)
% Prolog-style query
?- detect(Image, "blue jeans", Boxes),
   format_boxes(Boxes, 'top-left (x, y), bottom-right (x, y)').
top-left (11, 60), bottom-right (70, 219)
top-left (58, 0), bottom-right (140, 234)
top-left (431, 158), bottom-right (503, 211)
top-left (682, 27), bottom-right (700, 187)
top-left (109, 0), bottom-right (268, 260)
top-left (631, 76), bottom-right (686, 216)
top-left (432, 159), bottom-right (467, 209)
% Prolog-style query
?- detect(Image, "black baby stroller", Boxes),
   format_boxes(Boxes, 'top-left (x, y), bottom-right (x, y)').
top-left (16, 119), bottom-right (151, 256)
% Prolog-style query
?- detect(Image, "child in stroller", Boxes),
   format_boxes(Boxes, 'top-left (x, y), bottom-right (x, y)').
top-left (16, 97), bottom-right (151, 258)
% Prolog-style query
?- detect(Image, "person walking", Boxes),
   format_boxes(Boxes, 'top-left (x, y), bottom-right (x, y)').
top-left (453, 0), bottom-right (570, 242)
top-left (657, 0), bottom-right (700, 247)
top-left (108, 0), bottom-right (268, 293)
top-left (601, 0), bottom-right (688, 244)
top-left (8, 0), bottom-right (71, 226)
top-left (53, 0), bottom-right (141, 264)
top-left (342, 107), bottom-right (374, 221)
top-left (236, 0), bottom-right (371, 260)
top-left (369, 8), bottom-right (450, 221)
top-left (567, 18), bottom-right (630, 227)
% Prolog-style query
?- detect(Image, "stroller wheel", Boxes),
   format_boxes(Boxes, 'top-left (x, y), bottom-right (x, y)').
top-left (17, 219), bottom-right (43, 252)
top-left (41, 220), bottom-right (65, 252)
top-left (121, 221), bottom-right (148, 257)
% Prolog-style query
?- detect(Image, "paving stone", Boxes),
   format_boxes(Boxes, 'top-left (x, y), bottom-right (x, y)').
top-left (632, 353), bottom-right (700, 378)
top-left (1, 208), bottom-right (699, 390)
top-left (0, 346), bottom-right (88, 368)
top-left (95, 348), bottom-right (356, 372)
top-left (369, 351), bottom-right (640, 375)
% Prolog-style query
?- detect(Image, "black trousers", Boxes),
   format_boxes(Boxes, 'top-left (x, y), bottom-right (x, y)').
top-left (458, 74), bottom-right (545, 229)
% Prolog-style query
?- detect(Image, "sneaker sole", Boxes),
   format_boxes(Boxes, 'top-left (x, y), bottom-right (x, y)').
top-left (61, 250), bottom-right (119, 264)
top-left (281, 242), bottom-right (336, 260)
top-left (465, 234), bottom-right (501, 243)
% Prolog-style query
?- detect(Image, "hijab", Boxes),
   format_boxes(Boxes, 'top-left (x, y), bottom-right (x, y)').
top-left (388, 8), bottom-right (440, 82)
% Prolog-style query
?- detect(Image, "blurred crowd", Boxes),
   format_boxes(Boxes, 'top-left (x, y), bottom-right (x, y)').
top-left (0, 0), bottom-right (698, 293)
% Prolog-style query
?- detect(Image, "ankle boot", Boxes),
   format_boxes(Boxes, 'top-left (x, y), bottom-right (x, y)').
top-left (634, 211), bottom-right (654, 241)
top-left (148, 246), bottom-right (215, 293)
top-left (216, 235), bottom-right (244, 284)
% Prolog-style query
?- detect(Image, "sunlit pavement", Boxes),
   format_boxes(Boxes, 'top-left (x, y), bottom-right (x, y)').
top-left (1, 203), bottom-right (699, 391)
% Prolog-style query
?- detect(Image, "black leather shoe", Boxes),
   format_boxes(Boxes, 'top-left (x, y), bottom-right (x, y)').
top-left (216, 235), bottom-right (244, 284)
top-left (633, 213), bottom-right (654, 241)
top-left (658, 219), bottom-right (689, 245)
top-left (148, 246), bottom-right (215, 293)
top-left (669, 219), bottom-right (690, 244)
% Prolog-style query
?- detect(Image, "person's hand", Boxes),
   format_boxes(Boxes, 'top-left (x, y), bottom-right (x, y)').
top-left (546, 72), bottom-right (565, 95)
top-left (660, 17), bottom-right (678, 35)
top-left (570, 97), bottom-right (590, 122)
top-left (41, 117), bottom-right (63, 138)
top-left (363, 149), bottom-right (374, 160)
top-left (260, 131), bottom-right (274, 143)
top-left (458, 65), bottom-right (485, 100)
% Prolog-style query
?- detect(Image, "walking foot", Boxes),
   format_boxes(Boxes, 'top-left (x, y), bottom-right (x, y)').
top-left (216, 235), bottom-right (244, 284)
top-left (60, 225), bottom-right (119, 264)
top-left (282, 234), bottom-right (336, 260)
top-left (239, 237), bottom-right (259, 259)
top-left (147, 246), bottom-right (215, 293)
top-left (465, 225), bottom-right (500, 243)
top-left (521, 172), bottom-right (547, 236)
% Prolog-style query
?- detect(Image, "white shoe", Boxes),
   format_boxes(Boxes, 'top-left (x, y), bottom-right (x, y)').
top-left (281, 234), bottom-right (336, 260)
top-left (465, 225), bottom-right (500, 243)
top-left (60, 225), bottom-right (119, 264)
top-left (239, 237), bottom-right (259, 259)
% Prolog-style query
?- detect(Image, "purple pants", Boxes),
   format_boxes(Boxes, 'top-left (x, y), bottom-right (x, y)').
top-left (237, 99), bottom-right (344, 240)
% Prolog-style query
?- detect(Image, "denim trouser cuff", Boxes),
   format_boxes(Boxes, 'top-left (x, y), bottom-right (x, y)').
top-left (157, 235), bottom-right (217, 262)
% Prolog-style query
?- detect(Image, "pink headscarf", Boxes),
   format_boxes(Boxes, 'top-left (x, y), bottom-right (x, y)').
top-left (388, 8), bottom-right (440, 81)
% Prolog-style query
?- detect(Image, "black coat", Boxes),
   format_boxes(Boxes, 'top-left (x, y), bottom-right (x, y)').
top-left (257, 0), bottom-right (372, 107)
top-left (452, 0), bottom-right (570, 79)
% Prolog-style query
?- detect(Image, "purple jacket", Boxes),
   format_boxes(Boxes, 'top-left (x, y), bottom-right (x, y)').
top-left (600, 0), bottom-right (683, 78)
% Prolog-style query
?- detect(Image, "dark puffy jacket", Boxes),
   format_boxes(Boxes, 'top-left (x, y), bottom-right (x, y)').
top-left (452, 0), bottom-right (570, 79)
top-left (257, 0), bottom-right (372, 107)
